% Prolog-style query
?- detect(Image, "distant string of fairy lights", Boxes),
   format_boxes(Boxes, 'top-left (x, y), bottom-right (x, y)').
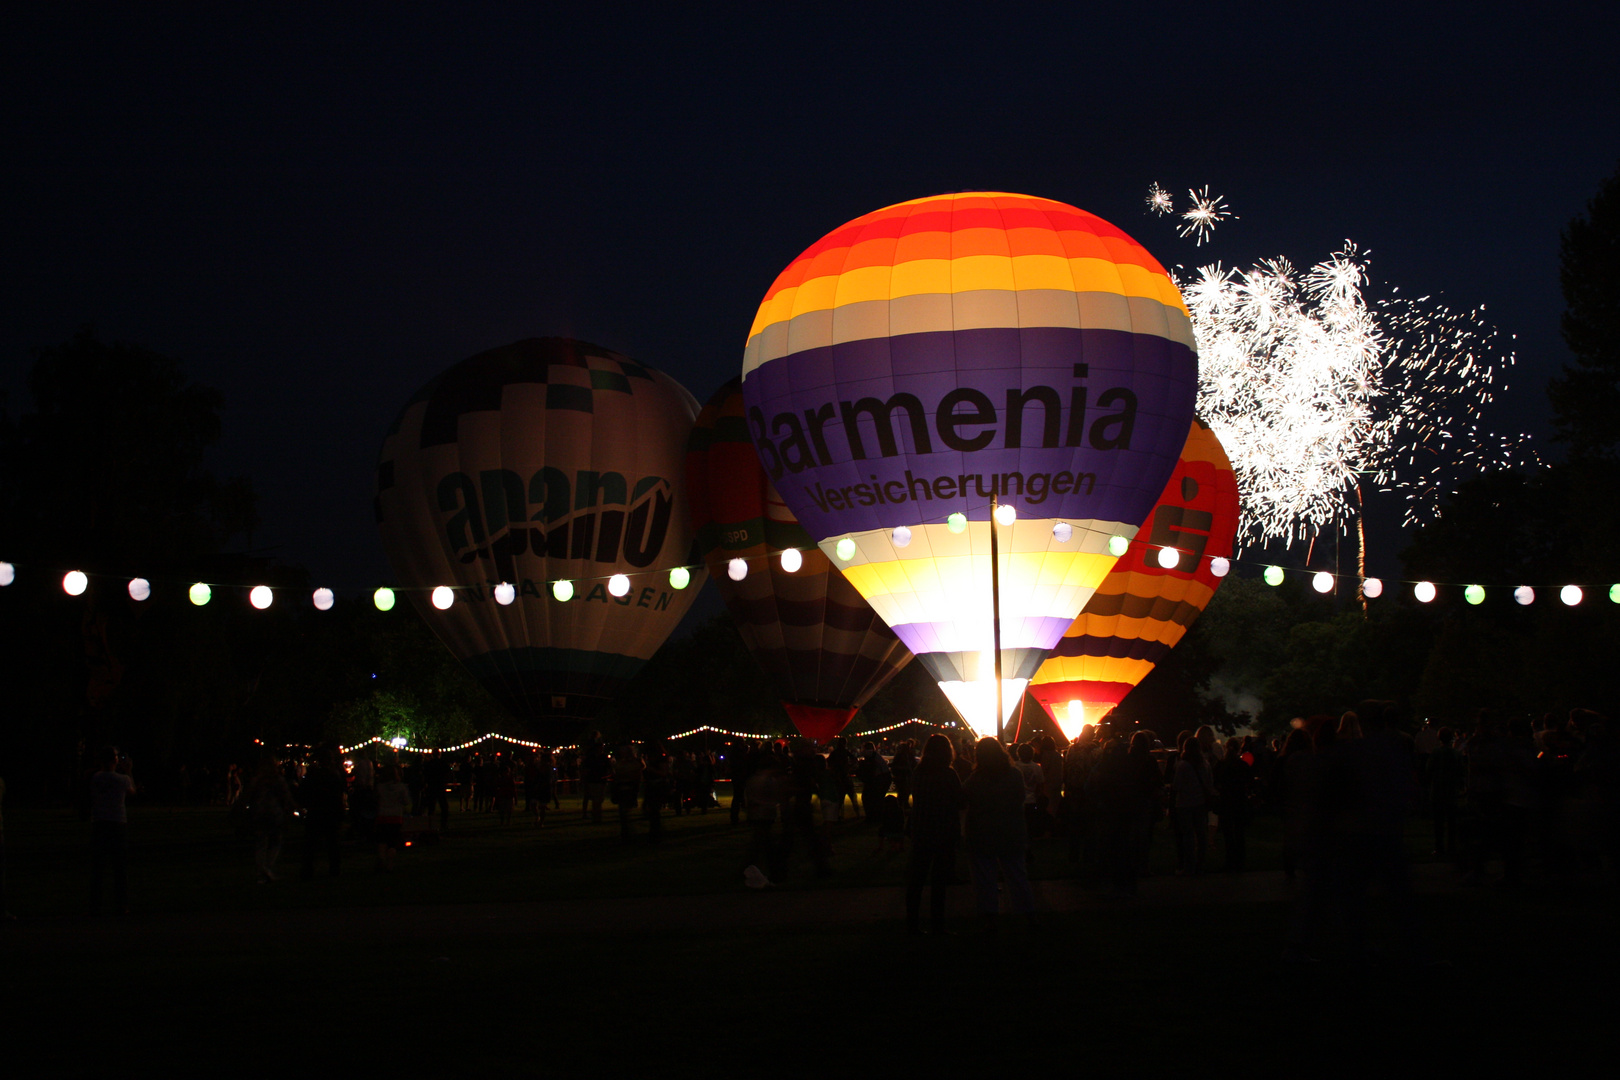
top-left (332, 719), bottom-right (953, 756)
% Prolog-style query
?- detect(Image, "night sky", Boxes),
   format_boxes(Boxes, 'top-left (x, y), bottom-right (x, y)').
top-left (3, 5), bottom-right (1615, 594)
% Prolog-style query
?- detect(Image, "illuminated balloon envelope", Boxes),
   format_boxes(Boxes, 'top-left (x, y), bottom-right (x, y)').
top-left (376, 338), bottom-right (706, 739)
top-left (1031, 420), bottom-right (1241, 738)
top-left (740, 193), bottom-right (1198, 736)
top-left (687, 377), bottom-right (911, 742)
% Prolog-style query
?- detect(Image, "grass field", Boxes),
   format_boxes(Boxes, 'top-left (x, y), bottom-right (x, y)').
top-left (3, 793), bottom-right (1613, 1071)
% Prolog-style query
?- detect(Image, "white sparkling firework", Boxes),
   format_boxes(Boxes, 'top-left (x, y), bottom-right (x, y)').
top-left (1184, 243), bottom-right (1535, 546)
top-left (1177, 185), bottom-right (1233, 245)
top-left (1146, 182), bottom-right (1174, 215)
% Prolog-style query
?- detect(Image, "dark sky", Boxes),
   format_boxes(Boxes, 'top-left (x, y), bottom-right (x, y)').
top-left (3, 4), bottom-right (1615, 593)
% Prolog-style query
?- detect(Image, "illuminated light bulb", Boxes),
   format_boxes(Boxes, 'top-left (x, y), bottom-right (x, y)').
top-left (431, 586), bottom-right (455, 610)
top-left (0, 561), bottom-right (14, 586)
top-left (390, 736), bottom-right (407, 749)
top-left (892, 526), bottom-right (912, 548)
top-left (835, 538), bottom-right (856, 561)
top-left (1312, 571), bottom-right (1334, 594)
top-left (1514, 586), bottom-right (1535, 606)
top-left (608, 573), bottom-right (630, 597)
top-left (1157, 547), bottom-right (1180, 570)
top-left (63, 570), bottom-right (88, 596)
top-left (1209, 557), bottom-right (1231, 578)
top-left (128, 578), bottom-right (151, 602)
top-left (1052, 522), bottom-right (1072, 544)
top-left (1414, 581), bottom-right (1436, 603)
top-left (668, 567), bottom-right (690, 590)
top-left (1610, 584), bottom-right (1620, 604)
top-left (779, 548), bottom-right (802, 573)
top-left (493, 582), bottom-right (515, 605)
top-left (1108, 535), bottom-right (1129, 558)
top-left (1264, 565), bottom-right (1285, 587)
top-left (373, 587), bottom-right (396, 611)
top-left (1560, 585), bottom-right (1583, 606)
top-left (1362, 577), bottom-right (1383, 598)
top-left (191, 582), bottom-right (213, 607)
top-left (993, 503), bottom-right (1017, 527)
top-left (553, 580), bottom-right (575, 602)
top-left (946, 513), bottom-right (967, 534)
top-left (728, 557), bottom-right (748, 581)
top-left (313, 587), bottom-right (334, 611)
top-left (1464, 585), bottom-right (1486, 605)
top-left (250, 585), bottom-right (274, 610)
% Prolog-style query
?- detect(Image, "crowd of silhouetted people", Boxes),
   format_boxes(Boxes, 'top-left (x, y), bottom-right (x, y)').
top-left (38, 703), bottom-right (1617, 953)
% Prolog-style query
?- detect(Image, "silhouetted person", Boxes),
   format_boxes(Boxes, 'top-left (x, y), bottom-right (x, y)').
top-left (1426, 727), bottom-right (1462, 859)
top-left (89, 746), bottom-right (135, 914)
top-left (611, 746), bottom-right (643, 843)
top-left (906, 734), bottom-right (962, 935)
top-left (1215, 737), bottom-right (1254, 872)
top-left (963, 738), bottom-right (1033, 928)
top-left (299, 747), bottom-right (347, 880)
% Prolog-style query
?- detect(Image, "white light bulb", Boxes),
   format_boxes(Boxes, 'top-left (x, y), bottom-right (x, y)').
top-left (1514, 586), bottom-right (1535, 606)
top-left (1209, 557), bottom-right (1230, 578)
top-left (431, 586), bottom-right (455, 609)
top-left (1414, 581), bottom-right (1436, 603)
top-left (313, 587), bottom-right (334, 611)
top-left (892, 526), bottom-right (911, 548)
top-left (779, 548), bottom-right (802, 573)
top-left (1561, 585), bottom-right (1583, 607)
top-left (608, 573), bottom-right (630, 597)
top-left (0, 561), bottom-right (15, 586)
top-left (1157, 547), bottom-right (1180, 570)
top-left (128, 578), bottom-right (151, 602)
top-left (993, 503), bottom-right (1017, 527)
top-left (1362, 577), bottom-right (1383, 598)
top-left (1312, 571), bottom-right (1334, 594)
top-left (728, 557), bottom-right (748, 581)
top-left (63, 570), bottom-right (88, 596)
top-left (250, 585), bottom-right (274, 610)
top-left (493, 582), bottom-right (515, 605)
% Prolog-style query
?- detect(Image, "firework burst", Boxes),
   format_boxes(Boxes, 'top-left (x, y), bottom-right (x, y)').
top-left (1183, 244), bottom-right (1534, 547)
top-left (1146, 182), bottom-right (1175, 215)
top-left (1178, 185), bottom-right (1233, 245)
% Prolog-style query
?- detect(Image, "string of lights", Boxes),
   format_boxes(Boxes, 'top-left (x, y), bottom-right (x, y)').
top-left (6, 538), bottom-right (1617, 613)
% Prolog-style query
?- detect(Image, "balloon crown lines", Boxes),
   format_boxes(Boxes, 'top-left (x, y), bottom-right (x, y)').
top-left (7, 544), bottom-right (1615, 610)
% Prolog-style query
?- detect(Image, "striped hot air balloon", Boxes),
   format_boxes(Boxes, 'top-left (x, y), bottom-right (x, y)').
top-left (687, 377), bottom-right (912, 742)
top-left (1030, 419), bottom-right (1240, 737)
top-left (376, 338), bottom-right (706, 740)
top-left (740, 193), bottom-right (1198, 737)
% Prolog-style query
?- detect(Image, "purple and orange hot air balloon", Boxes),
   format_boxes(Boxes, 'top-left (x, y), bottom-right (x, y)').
top-left (687, 377), bottom-right (911, 742)
top-left (1030, 419), bottom-right (1240, 738)
top-left (740, 192), bottom-right (1199, 736)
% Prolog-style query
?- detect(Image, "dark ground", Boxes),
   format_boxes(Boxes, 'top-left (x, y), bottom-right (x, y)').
top-left (4, 796), bottom-right (1612, 1071)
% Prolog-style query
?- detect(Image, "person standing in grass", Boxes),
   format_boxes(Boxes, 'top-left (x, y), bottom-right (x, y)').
top-left (963, 738), bottom-right (1033, 928)
top-left (89, 746), bottom-right (136, 914)
top-left (247, 757), bottom-right (297, 884)
top-left (374, 764), bottom-right (412, 871)
top-left (298, 746), bottom-right (347, 881)
top-left (905, 734), bottom-right (962, 935)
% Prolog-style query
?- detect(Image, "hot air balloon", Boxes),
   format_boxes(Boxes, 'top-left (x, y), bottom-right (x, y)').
top-left (688, 376), bottom-right (912, 742)
top-left (376, 338), bottom-right (706, 740)
top-left (741, 193), bottom-right (1198, 737)
top-left (1030, 419), bottom-right (1240, 738)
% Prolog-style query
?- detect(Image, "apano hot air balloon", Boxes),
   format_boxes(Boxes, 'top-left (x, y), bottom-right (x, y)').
top-left (376, 338), bottom-right (705, 740)
top-left (1031, 419), bottom-right (1240, 737)
top-left (687, 377), bottom-right (911, 742)
top-left (741, 193), bottom-right (1198, 737)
